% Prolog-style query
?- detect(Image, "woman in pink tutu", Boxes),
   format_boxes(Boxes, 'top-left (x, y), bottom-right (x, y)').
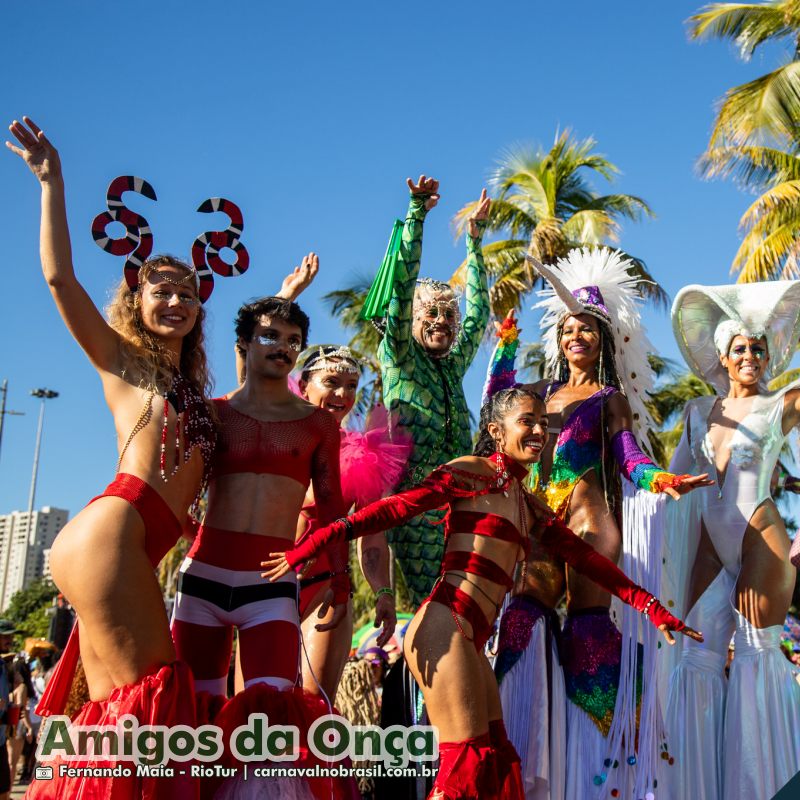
top-left (293, 345), bottom-right (404, 700)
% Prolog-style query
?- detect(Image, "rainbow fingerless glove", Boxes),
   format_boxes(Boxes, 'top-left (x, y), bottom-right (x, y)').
top-left (482, 315), bottom-right (520, 405)
top-left (611, 430), bottom-right (689, 493)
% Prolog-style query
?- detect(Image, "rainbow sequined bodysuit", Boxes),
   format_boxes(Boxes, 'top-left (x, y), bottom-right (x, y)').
top-left (531, 384), bottom-right (616, 517)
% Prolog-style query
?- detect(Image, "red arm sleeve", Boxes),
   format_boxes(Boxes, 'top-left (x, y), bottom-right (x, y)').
top-left (535, 512), bottom-right (686, 632)
top-left (285, 470), bottom-right (454, 569)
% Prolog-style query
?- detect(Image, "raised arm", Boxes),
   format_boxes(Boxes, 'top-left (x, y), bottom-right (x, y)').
top-left (482, 309), bottom-right (521, 405)
top-left (382, 176), bottom-right (439, 362)
top-left (451, 189), bottom-right (490, 373)
top-left (7, 118), bottom-right (122, 372)
top-left (529, 498), bottom-right (703, 644)
top-left (275, 252), bottom-right (319, 301)
top-left (607, 392), bottom-right (712, 500)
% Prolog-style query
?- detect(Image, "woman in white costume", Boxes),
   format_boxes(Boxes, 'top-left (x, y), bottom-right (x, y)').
top-left (666, 280), bottom-right (800, 800)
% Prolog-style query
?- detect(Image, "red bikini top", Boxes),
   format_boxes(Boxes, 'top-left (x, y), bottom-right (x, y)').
top-left (212, 397), bottom-right (341, 485)
top-left (441, 510), bottom-right (530, 589)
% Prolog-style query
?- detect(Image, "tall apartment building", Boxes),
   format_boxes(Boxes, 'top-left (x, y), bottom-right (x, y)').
top-left (0, 507), bottom-right (68, 610)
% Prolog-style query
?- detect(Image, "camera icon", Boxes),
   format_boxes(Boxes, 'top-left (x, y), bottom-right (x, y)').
top-left (35, 765), bottom-right (53, 780)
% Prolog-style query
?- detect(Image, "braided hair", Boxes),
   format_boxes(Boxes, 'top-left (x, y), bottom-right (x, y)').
top-left (474, 387), bottom-right (543, 457)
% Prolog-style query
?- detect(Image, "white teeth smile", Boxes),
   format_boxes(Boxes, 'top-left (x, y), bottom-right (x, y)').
top-left (523, 438), bottom-right (542, 450)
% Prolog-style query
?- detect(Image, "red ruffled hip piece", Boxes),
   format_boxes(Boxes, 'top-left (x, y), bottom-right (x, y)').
top-left (207, 683), bottom-right (359, 800)
top-left (26, 661), bottom-right (198, 800)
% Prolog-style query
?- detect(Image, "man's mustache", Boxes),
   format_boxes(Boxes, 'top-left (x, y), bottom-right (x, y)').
top-left (266, 353), bottom-right (292, 364)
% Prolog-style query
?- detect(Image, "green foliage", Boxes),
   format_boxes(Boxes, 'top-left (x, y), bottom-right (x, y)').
top-left (4, 577), bottom-right (59, 646)
top-left (449, 130), bottom-right (659, 316)
top-left (646, 372), bottom-right (715, 464)
top-left (322, 279), bottom-right (384, 416)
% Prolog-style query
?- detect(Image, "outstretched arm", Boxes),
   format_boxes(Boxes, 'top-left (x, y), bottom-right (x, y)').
top-left (262, 465), bottom-right (462, 579)
top-left (529, 497), bottom-right (703, 644)
top-left (7, 117), bottom-right (122, 372)
top-left (382, 176), bottom-right (439, 362)
top-left (452, 189), bottom-right (490, 372)
top-left (607, 393), bottom-right (712, 500)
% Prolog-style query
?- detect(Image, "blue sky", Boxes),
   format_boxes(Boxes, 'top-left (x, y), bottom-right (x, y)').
top-left (0, 1), bottom-right (794, 516)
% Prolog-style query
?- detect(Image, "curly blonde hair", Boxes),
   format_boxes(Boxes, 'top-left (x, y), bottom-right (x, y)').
top-left (105, 255), bottom-right (212, 396)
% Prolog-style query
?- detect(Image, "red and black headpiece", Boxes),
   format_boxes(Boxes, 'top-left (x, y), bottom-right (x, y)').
top-left (91, 176), bottom-right (250, 302)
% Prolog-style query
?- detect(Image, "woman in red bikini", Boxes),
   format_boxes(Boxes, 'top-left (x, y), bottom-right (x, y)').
top-left (263, 387), bottom-right (702, 800)
top-left (8, 117), bottom-right (214, 800)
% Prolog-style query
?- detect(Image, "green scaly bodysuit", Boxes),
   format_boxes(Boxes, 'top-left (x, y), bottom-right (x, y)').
top-left (378, 194), bottom-right (489, 606)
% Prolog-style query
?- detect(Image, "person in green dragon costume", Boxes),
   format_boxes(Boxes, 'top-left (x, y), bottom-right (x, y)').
top-left (378, 175), bottom-right (491, 606)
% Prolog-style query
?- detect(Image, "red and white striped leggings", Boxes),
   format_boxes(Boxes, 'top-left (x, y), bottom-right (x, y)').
top-left (171, 525), bottom-right (300, 696)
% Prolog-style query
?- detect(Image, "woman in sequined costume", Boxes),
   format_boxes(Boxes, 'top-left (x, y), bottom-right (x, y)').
top-left (263, 387), bottom-right (700, 800)
top-left (665, 282), bottom-right (800, 800)
top-left (488, 250), bottom-right (710, 800)
top-left (8, 117), bottom-right (214, 800)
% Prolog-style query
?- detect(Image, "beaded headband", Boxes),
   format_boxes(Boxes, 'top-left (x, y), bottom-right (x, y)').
top-left (91, 176), bottom-right (250, 303)
top-left (412, 278), bottom-right (463, 325)
top-left (303, 346), bottom-right (362, 375)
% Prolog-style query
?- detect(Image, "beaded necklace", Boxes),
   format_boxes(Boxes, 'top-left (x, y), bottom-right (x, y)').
top-left (116, 368), bottom-right (216, 515)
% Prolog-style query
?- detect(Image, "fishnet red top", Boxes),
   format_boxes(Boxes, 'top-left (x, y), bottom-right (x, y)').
top-left (212, 397), bottom-right (345, 525)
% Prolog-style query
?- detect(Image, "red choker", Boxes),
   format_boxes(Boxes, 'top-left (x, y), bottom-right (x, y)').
top-left (490, 451), bottom-right (529, 483)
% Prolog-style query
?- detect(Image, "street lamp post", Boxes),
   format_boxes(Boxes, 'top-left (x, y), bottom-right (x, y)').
top-left (1, 389), bottom-right (59, 610)
top-left (26, 389), bottom-right (59, 533)
top-left (0, 380), bottom-right (25, 467)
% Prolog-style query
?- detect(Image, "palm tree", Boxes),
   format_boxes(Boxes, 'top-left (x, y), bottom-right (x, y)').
top-left (449, 130), bottom-right (660, 316)
top-left (322, 278), bottom-right (384, 414)
top-left (645, 364), bottom-right (715, 464)
top-left (689, 1), bottom-right (800, 147)
top-left (700, 140), bottom-right (800, 280)
top-left (690, 2), bottom-right (800, 281)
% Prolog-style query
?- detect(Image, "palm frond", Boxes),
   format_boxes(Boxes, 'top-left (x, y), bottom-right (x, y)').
top-left (699, 144), bottom-right (800, 188)
top-left (739, 178), bottom-right (800, 224)
top-left (710, 61), bottom-right (800, 146)
top-left (321, 279), bottom-right (384, 360)
top-left (733, 216), bottom-right (800, 280)
top-left (646, 372), bottom-right (715, 427)
top-left (452, 197), bottom-right (537, 240)
top-left (688, 2), bottom-right (795, 59)
top-left (452, 130), bottom-right (657, 316)
top-left (518, 342), bottom-right (548, 382)
top-left (769, 365), bottom-right (800, 388)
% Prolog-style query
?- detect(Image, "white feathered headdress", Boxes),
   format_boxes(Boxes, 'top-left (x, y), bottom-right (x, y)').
top-left (525, 248), bottom-right (658, 455)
